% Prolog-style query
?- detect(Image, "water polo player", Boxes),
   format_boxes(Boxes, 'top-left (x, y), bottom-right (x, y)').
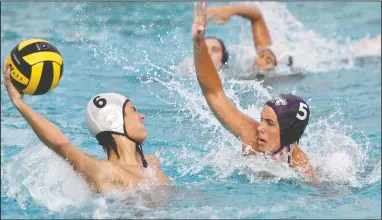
top-left (204, 36), bottom-right (229, 69)
top-left (205, 4), bottom-right (293, 71)
top-left (192, 1), bottom-right (316, 179)
top-left (2, 61), bottom-right (169, 193)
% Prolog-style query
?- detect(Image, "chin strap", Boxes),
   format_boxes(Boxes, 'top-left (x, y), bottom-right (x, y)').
top-left (122, 134), bottom-right (148, 168)
top-left (136, 143), bottom-right (148, 168)
top-left (96, 131), bottom-right (148, 168)
top-left (122, 133), bottom-right (148, 168)
top-left (273, 145), bottom-right (285, 154)
top-left (121, 99), bottom-right (148, 168)
top-left (272, 144), bottom-right (292, 165)
top-left (120, 131), bottom-right (148, 168)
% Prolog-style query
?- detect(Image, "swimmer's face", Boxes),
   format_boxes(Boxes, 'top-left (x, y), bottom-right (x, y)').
top-left (123, 102), bottom-right (147, 143)
top-left (253, 49), bottom-right (276, 70)
top-left (257, 105), bottom-right (281, 153)
top-left (205, 38), bottom-right (223, 69)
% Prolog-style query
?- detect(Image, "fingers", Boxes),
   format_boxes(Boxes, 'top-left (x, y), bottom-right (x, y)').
top-left (4, 67), bottom-right (10, 79)
top-left (192, 1), bottom-right (207, 41)
top-left (206, 9), bottom-right (218, 20)
top-left (3, 59), bottom-right (10, 76)
top-left (3, 64), bottom-right (9, 78)
top-left (193, 16), bottom-right (201, 26)
top-left (194, 2), bottom-right (198, 17)
top-left (206, 16), bottom-right (214, 24)
top-left (217, 19), bottom-right (227, 25)
top-left (207, 13), bottom-right (220, 24)
top-left (3, 56), bottom-right (9, 73)
top-left (209, 16), bottom-right (221, 24)
top-left (206, 9), bottom-right (218, 17)
top-left (206, 6), bottom-right (214, 15)
top-left (194, 1), bottom-right (207, 17)
top-left (201, 1), bottom-right (206, 16)
top-left (3, 68), bottom-right (10, 87)
top-left (3, 57), bottom-right (11, 86)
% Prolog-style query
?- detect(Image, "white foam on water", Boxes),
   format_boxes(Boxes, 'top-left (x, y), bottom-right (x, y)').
top-left (230, 2), bottom-right (380, 73)
top-left (1, 2), bottom-right (380, 217)
top-left (147, 62), bottom-right (379, 188)
top-left (3, 143), bottom-right (92, 211)
top-left (2, 140), bottom-right (175, 217)
top-left (176, 2), bottom-right (380, 76)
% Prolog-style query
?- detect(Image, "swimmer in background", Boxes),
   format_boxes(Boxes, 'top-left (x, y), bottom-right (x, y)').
top-left (204, 3), bottom-right (293, 73)
top-left (192, 1), bottom-right (316, 180)
top-left (177, 36), bottom-right (230, 76)
top-left (2, 60), bottom-right (169, 193)
top-left (204, 36), bottom-right (230, 70)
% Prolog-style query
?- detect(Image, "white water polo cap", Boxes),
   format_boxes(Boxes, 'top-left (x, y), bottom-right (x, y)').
top-left (267, 42), bottom-right (294, 67)
top-left (86, 93), bottom-right (128, 136)
top-left (85, 92), bottom-right (148, 168)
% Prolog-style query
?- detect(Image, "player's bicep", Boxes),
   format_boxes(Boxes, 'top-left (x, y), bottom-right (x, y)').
top-left (55, 142), bottom-right (102, 180)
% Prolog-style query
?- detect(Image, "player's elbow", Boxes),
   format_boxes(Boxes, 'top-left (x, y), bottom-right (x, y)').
top-left (204, 90), bottom-right (225, 101)
top-left (51, 139), bottom-right (71, 151)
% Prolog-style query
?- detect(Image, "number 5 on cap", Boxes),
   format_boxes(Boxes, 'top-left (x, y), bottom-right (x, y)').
top-left (296, 102), bottom-right (308, 120)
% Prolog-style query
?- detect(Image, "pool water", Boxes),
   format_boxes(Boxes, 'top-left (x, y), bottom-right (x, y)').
top-left (1, 2), bottom-right (381, 219)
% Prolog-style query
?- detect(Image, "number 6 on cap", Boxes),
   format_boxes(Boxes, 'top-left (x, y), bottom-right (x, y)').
top-left (93, 96), bottom-right (107, 108)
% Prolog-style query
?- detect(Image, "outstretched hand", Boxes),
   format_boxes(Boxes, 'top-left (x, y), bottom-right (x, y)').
top-left (207, 6), bottom-right (234, 25)
top-left (191, 1), bottom-right (207, 44)
top-left (3, 57), bottom-right (24, 104)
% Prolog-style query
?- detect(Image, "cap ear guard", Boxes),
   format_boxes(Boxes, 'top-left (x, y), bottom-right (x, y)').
top-left (96, 105), bottom-right (124, 134)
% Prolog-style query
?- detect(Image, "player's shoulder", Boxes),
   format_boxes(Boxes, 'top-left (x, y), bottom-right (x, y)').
top-left (145, 155), bottom-right (160, 167)
top-left (291, 146), bottom-right (310, 167)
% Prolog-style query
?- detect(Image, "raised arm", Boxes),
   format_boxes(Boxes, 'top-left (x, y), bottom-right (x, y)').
top-left (207, 5), bottom-right (272, 51)
top-left (3, 60), bottom-right (103, 185)
top-left (192, 1), bottom-right (260, 151)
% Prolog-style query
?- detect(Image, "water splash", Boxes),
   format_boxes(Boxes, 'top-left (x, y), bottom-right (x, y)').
top-left (229, 2), bottom-right (380, 74)
top-left (1, 2), bottom-right (380, 217)
top-left (146, 63), bottom-right (379, 188)
top-left (174, 2), bottom-right (381, 76)
top-left (3, 143), bottom-right (92, 211)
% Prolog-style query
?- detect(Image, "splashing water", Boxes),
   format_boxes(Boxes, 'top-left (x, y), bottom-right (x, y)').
top-left (177, 2), bottom-right (381, 76)
top-left (3, 143), bottom-right (92, 211)
top-left (227, 2), bottom-right (381, 74)
top-left (145, 62), bottom-right (378, 189)
top-left (1, 1), bottom-right (380, 219)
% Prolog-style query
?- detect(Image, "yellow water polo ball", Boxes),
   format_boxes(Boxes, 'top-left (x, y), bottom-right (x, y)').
top-left (7, 39), bottom-right (64, 95)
